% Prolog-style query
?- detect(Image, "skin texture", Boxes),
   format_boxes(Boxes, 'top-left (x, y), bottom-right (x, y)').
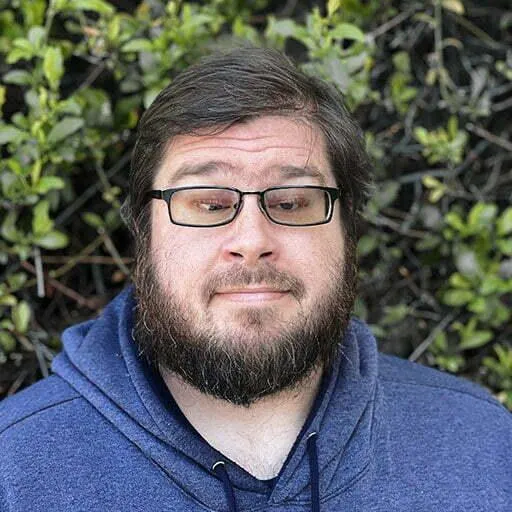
top-left (142, 116), bottom-right (350, 478)
top-left (150, 116), bottom-right (345, 344)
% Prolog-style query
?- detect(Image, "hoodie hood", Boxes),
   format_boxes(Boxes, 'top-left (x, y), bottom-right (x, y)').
top-left (52, 286), bottom-right (380, 511)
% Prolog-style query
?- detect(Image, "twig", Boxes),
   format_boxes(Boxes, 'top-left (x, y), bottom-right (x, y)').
top-left (48, 235), bottom-right (105, 280)
top-left (34, 247), bottom-right (45, 298)
top-left (42, 255), bottom-right (133, 265)
top-left (100, 229), bottom-right (130, 276)
top-left (77, 60), bottom-right (107, 92)
top-left (492, 96), bottom-right (512, 113)
top-left (446, 10), bottom-right (504, 50)
top-left (32, 338), bottom-right (49, 378)
top-left (16, 334), bottom-right (34, 352)
top-left (55, 151), bottom-right (131, 227)
top-left (92, 263), bottom-right (106, 295)
top-left (409, 312), bottom-right (457, 362)
top-left (21, 261), bottom-right (98, 310)
top-left (369, 215), bottom-right (430, 239)
top-left (368, 7), bottom-right (418, 39)
top-left (7, 370), bottom-right (29, 396)
top-left (397, 140), bottom-right (489, 184)
top-left (466, 123), bottom-right (512, 153)
top-left (434, 0), bottom-right (457, 107)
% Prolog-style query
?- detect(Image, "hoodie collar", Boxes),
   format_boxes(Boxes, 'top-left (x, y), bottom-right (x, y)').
top-left (53, 286), bottom-right (380, 510)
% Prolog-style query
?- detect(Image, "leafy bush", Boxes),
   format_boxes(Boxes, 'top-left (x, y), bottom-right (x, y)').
top-left (0, 0), bottom-right (511, 409)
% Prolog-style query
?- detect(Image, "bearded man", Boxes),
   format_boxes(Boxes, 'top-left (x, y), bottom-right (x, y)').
top-left (0, 48), bottom-right (510, 512)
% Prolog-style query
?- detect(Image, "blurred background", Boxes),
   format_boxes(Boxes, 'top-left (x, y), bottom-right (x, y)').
top-left (0, 0), bottom-right (511, 408)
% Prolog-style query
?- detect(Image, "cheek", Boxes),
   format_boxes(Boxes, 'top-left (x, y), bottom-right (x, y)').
top-left (150, 229), bottom-right (217, 296)
top-left (284, 233), bottom-right (343, 289)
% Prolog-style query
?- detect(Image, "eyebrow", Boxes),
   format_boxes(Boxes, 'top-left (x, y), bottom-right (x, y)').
top-left (170, 160), bottom-right (327, 185)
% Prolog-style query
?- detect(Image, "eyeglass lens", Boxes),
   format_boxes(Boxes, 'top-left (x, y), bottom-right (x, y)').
top-left (169, 187), bottom-right (331, 226)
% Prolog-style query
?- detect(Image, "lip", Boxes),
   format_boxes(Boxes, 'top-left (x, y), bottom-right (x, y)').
top-left (214, 288), bottom-right (289, 303)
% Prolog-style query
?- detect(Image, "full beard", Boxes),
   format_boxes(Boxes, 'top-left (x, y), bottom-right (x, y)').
top-left (132, 241), bottom-right (357, 406)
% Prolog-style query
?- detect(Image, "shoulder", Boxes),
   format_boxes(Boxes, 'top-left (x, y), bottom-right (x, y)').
top-left (0, 375), bottom-right (81, 438)
top-left (377, 352), bottom-right (511, 424)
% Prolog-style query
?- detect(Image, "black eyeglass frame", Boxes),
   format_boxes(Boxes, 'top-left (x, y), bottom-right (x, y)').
top-left (147, 185), bottom-right (341, 228)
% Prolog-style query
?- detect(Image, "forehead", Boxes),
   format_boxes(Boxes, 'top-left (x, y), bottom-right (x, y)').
top-left (154, 116), bottom-right (333, 187)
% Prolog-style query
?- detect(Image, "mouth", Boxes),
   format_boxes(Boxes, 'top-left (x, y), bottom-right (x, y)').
top-left (213, 287), bottom-right (290, 303)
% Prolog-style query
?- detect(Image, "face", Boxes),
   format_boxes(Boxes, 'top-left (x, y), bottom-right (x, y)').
top-left (133, 116), bottom-right (357, 405)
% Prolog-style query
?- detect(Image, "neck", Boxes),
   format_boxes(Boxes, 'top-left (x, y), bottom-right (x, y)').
top-left (160, 367), bottom-right (323, 480)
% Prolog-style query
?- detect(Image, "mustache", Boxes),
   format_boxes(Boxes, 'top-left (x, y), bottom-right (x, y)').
top-left (203, 263), bottom-right (306, 301)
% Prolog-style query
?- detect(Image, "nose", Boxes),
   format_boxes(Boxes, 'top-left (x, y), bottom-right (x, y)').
top-left (221, 195), bottom-right (277, 265)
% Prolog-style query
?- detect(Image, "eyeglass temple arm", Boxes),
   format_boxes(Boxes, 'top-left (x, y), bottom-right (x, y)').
top-left (147, 190), bottom-right (164, 201)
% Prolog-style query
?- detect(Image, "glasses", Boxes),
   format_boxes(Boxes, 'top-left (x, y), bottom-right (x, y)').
top-left (148, 186), bottom-right (340, 227)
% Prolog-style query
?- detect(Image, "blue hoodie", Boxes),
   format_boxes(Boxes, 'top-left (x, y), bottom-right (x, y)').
top-left (0, 287), bottom-right (510, 511)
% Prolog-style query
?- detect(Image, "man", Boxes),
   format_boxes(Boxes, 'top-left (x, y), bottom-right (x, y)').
top-left (0, 48), bottom-right (510, 512)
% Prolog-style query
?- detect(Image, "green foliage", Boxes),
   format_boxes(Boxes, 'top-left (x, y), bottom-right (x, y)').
top-left (414, 117), bottom-right (468, 166)
top-left (0, 0), bottom-right (510, 409)
top-left (483, 345), bottom-right (512, 409)
top-left (437, 204), bottom-right (512, 354)
top-left (389, 51), bottom-right (418, 116)
top-left (265, 6), bottom-right (376, 110)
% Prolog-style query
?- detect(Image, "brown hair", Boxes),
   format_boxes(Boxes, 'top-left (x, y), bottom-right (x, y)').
top-left (123, 47), bottom-right (372, 250)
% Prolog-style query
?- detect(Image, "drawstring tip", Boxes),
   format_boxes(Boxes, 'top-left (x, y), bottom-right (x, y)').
top-left (213, 461), bottom-right (238, 512)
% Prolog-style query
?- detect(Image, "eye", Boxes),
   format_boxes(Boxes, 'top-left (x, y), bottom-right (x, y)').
top-left (199, 201), bottom-right (229, 211)
top-left (267, 195), bottom-right (309, 211)
top-left (195, 199), bottom-right (234, 212)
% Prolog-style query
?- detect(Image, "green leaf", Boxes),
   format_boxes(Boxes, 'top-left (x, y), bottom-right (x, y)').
top-left (459, 330), bottom-right (493, 350)
top-left (7, 39), bottom-right (35, 64)
top-left (330, 23), bottom-right (365, 42)
top-left (422, 175), bottom-right (443, 189)
top-left (467, 202), bottom-right (497, 230)
top-left (357, 234), bottom-right (379, 256)
top-left (47, 117), bottom-right (84, 145)
top-left (22, 0), bottom-right (47, 26)
top-left (497, 239), bottom-right (512, 255)
top-left (442, 0), bottom-right (465, 15)
top-left (415, 234), bottom-right (441, 251)
top-left (32, 200), bottom-right (53, 236)
top-left (1, 211), bottom-right (20, 243)
top-left (266, 18), bottom-right (299, 39)
top-left (442, 289), bottom-right (474, 306)
top-left (414, 127), bottom-right (429, 145)
top-left (381, 304), bottom-right (409, 326)
top-left (327, 0), bottom-right (341, 17)
top-left (34, 176), bottom-right (65, 193)
top-left (454, 249), bottom-right (480, 278)
top-left (435, 354), bottom-right (464, 373)
top-left (43, 47), bottom-right (64, 90)
top-left (444, 211), bottom-right (466, 232)
top-left (7, 272), bottom-right (27, 291)
top-left (479, 275), bottom-right (504, 295)
top-left (12, 301), bottom-right (31, 333)
top-left (0, 331), bottom-right (16, 353)
top-left (449, 273), bottom-right (472, 289)
top-left (35, 230), bottom-right (69, 249)
top-left (67, 0), bottom-right (115, 15)
top-left (497, 207), bottom-right (512, 236)
top-left (0, 295), bottom-right (18, 307)
top-left (121, 39), bottom-right (153, 53)
top-left (27, 26), bottom-right (46, 49)
top-left (0, 125), bottom-right (27, 145)
top-left (3, 70), bottom-right (32, 85)
top-left (143, 88), bottom-right (161, 109)
top-left (82, 212), bottom-right (104, 229)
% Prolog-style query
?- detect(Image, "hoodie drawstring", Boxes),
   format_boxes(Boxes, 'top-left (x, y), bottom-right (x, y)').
top-left (213, 433), bottom-right (320, 512)
top-left (213, 461), bottom-right (238, 512)
top-left (307, 432), bottom-right (320, 512)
